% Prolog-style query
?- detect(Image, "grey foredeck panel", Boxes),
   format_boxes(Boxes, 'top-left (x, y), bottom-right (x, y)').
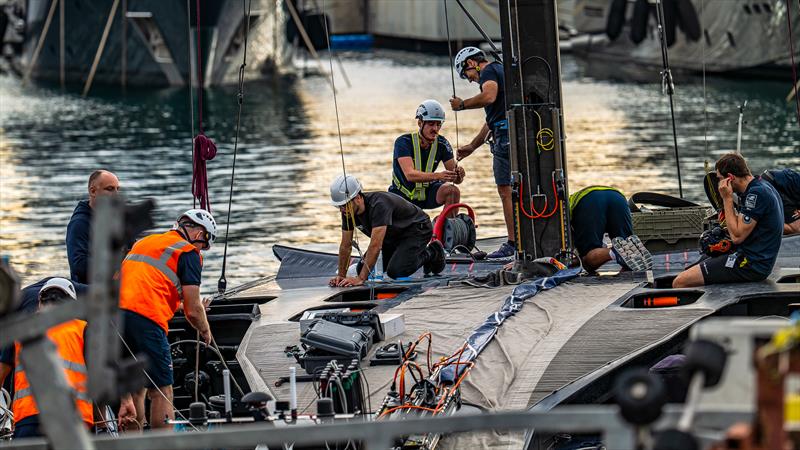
top-left (528, 308), bottom-right (713, 406)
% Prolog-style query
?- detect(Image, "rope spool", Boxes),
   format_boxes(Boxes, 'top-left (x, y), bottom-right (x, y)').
top-left (432, 203), bottom-right (477, 252)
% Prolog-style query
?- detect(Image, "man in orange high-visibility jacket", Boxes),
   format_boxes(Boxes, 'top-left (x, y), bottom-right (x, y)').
top-left (119, 209), bottom-right (216, 429)
top-left (0, 278), bottom-right (93, 438)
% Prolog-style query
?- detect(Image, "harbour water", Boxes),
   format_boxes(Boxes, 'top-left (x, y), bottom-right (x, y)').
top-left (1, 50), bottom-right (798, 293)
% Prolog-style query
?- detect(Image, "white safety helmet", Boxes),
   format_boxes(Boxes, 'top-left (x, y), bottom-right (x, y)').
top-left (39, 277), bottom-right (77, 302)
top-left (176, 208), bottom-right (218, 249)
top-left (415, 99), bottom-right (446, 123)
top-left (330, 175), bottom-right (362, 206)
top-left (454, 46), bottom-right (484, 79)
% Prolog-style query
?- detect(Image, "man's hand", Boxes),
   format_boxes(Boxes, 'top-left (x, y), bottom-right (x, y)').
top-left (201, 297), bottom-right (212, 311)
top-left (454, 166), bottom-right (466, 184)
top-left (457, 144), bottom-right (476, 161)
top-left (438, 170), bottom-right (458, 182)
top-left (336, 276), bottom-right (364, 287)
top-left (118, 395), bottom-right (138, 430)
top-left (719, 177), bottom-right (733, 199)
top-left (200, 328), bottom-right (212, 345)
top-left (329, 276), bottom-right (346, 287)
top-left (449, 96), bottom-right (464, 111)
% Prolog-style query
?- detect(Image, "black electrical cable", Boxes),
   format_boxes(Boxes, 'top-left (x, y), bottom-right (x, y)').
top-left (218, 0), bottom-right (253, 294)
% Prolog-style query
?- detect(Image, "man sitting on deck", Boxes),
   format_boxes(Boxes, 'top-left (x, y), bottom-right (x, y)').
top-left (570, 186), bottom-right (653, 272)
top-left (389, 100), bottom-right (464, 213)
top-left (760, 168), bottom-right (800, 235)
top-left (329, 175), bottom-right (446, 287)
top-left (66, 169), bottom-right (120, 284)
top-left (673, 153), bottom-right (784, 288)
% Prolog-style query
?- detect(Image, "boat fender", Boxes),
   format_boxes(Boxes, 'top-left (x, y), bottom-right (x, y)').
top-left (605, 0), bottom-right (628, 41)
top-left (675, 0), bottom-right (701, 42)
top-left (629, 0), bottom-right (651, 44)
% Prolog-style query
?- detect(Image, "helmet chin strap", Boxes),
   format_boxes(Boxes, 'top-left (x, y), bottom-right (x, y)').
top-left (177, 224), bottom-right (210, 250)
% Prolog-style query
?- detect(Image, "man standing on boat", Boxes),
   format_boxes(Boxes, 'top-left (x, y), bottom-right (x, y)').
top-left (66, 169), bottom-right (120, 284)
top-left (449, 47), bottom-right (514, 259)
top-left (389, 100), bottom-right (464, 212)
top-left (673, 153), bottom-right (783, 288)
top-left (118, 209), bottom-right (215, 429)
top-left (329, 175), bottom-right (446, 287)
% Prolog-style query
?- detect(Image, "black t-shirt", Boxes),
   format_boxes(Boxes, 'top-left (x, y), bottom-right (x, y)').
top-left (341, 192), bottom-right (430, 240)
top-left (479, 61), bottom-right (506, 126)
top-left (736, 178), bottom-right (784, 275)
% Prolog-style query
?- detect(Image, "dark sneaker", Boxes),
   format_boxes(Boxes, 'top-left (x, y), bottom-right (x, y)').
top-left (423, 240), bottom-right (446, 275)
top-left (627, 235), bottom-right (653, 270)
top-left (611, 237), bottom-right (648, 272)
top-left (487, 241), bottom-right (515, 259)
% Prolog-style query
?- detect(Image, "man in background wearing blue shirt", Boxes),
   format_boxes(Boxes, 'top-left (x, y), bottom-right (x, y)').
top-left (66, 170), bottom-right (120, 283)
top-left (673, 153), bottom-right (783, 287)
top-left (450, 47), bottom-right (514, 259)
top-left (761, 168), bottom-right (800, 234)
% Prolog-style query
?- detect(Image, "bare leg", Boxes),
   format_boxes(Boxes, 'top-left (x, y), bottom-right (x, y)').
top-left (436, 184), bottom-right (461, 217)
top-left (672, 265), bottom-right (705, 288)
top-left (148, 385), bottom-right (174, 429)
top-left (581, 247), bottom-right (612, 272)
top-left (498, 185), bottom-right (514, 241)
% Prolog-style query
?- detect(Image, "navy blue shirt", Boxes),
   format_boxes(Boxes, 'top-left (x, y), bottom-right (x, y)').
top-left (177, 251), bottom-right (202, 286)
top-left (66, 200), bottom-right (92, 284)
top-left (479, 61), bottom-right (506, 126)
top-left (736, 178), bottom-right (784, 275)
top-left (391, 133), bottom-right (454, 194)
top-left (762, 169), bottom-right (800, 224)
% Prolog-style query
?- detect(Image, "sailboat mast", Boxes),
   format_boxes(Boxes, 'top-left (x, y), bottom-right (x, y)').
top-left (499, 0), bottom-right (572, 272)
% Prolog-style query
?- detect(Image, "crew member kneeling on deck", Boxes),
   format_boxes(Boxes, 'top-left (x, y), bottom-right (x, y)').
top-left (329, 175), bottom-right (446, 287)
top-left (389, 100), bottom-right (464, 213)
top-left (570, 186), bottom-right (652, 273)
top-left (673, 153), bottom-right (783, 288)
top-left (760, 168), bottom-right (800, 235)
top-left (1, 278), bottom-right (93, 438)
top-left (119, 209), bottom-right (215, 429)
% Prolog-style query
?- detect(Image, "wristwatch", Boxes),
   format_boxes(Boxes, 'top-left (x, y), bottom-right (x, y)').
top-left (459, 99), bottom-right (465, 111)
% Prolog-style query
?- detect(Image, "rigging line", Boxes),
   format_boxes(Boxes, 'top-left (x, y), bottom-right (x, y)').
top-left (786, 0), bottom-right (800, 127)
top-left (454, 0), bottom-right (503, 63)
top-left (654, 0), bottom-right (683, 198)
top-left (218, 0), bottom-right (252, 294)
top-left (187, 0), bottom-right (196, 208)
top-left (195, 0), bottom-right (204, 133)
top-left (443, 0), bottom-right (460, 151)
top-left (701, 0), bottom-right (708, 156)
top-left (320, 0), bottom-right (347, 178)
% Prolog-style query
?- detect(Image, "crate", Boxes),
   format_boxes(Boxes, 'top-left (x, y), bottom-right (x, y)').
top-left (632, 206), bottom-right (714, 253)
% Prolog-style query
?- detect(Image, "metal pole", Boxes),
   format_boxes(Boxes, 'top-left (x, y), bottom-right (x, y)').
top-left (454, 0), bottom-right (502, 62)
top-left (22, 0), bottom-right (59, 85)
top-left (121, 0), bottom-right (127, 88)
top-left (59, 0), bottom-right (64, 88)
top-left (82, 0), bottom-right (121, 97)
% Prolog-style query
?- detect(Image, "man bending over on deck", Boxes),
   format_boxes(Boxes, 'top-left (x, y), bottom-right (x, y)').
top-left (760, 168), bottom-right (800, 234)
top-left (119, 209), bottom-right (215, 428)
top-left (389, 100), bottom-right (464, 213)
top-left (673, 153), bottom-right (783, 288)
top-left (570, 186), bottom-right (652, 272)
top-left (66, 169), bottom-right (120, 284)
top-left (329, 175), bottom-right (446, 287)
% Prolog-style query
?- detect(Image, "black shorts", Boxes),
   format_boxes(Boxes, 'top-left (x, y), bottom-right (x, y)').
top-left (120, 310), bottom-right (174, 387)
top-left (699, 253), bottom-right (767, 285)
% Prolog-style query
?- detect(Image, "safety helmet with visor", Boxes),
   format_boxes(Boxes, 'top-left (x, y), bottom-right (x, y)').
top-left (330, 175), bottom-right (362, 207)
top-left (454, 46), bottom-right (484, 79)
top-left (175, 208), bottom-right (217, 250)
top-left (39, 277), bottom-right (77, 305)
